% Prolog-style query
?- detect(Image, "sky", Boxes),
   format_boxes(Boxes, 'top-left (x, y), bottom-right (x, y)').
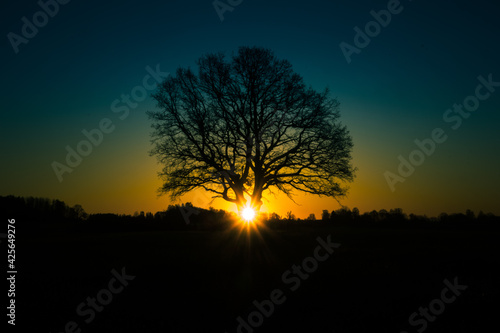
top-left (1, 0), bottom-right (499, 218)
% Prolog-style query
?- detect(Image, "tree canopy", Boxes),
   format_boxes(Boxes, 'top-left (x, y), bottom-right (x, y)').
top-left (148, 46), bottom-right (355, 212)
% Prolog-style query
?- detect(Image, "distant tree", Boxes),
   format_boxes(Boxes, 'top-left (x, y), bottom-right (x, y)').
top-left (52, 199), bottom-right (67, 217)
top-left (321, 209), bottom-right (330, 221)
top-left (148, 46), bottom-right (355, 213)
top-left (438, 212), bottom-right (448, 223)
top-left (72, 204), bottom-right (88, 220)
top-left (269, 212), bottom-right (281, 221)
top-left (307, 213), bottom-right (316, 221)
top-left (286, 211), bottom-right (296, 221)
top-left (368, 210), bottom-right (379, 221)
top-left (477, 211), bottom-right (486, 222)
top-left (378, 209), bottom-right (389, 220)
top-left (389, 208), bottom-right (406, 221)
top-left (336, 207), bottom-right (352, 220)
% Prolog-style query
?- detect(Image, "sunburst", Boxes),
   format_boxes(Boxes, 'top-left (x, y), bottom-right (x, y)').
top-left (241, 206), bottom-right (256, 223)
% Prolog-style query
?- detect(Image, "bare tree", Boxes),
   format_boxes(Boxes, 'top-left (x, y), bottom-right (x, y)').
top-left (148, 46), bottom-right (355, 213)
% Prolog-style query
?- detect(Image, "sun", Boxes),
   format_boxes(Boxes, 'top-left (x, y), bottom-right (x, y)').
top-left (241, 206), bottom-right (256, 223)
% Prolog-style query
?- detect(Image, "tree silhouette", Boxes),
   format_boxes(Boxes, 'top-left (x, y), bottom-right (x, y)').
top-left (286, 211), bottom-right (296, 221)
top-left (148, 46), bottom-right (355, 212)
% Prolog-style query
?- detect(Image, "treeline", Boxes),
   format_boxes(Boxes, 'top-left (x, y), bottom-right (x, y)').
top-left (2, 195), bottom-right (499, 232)
top-left (1, 195), bottom-right (87, 222)
top-left (86, 203), bottom-right (236, 231)
top-left (0, 196), bottom-right (235, 232)
top-left (265, 207), bottom-right (500, 228)
top-left (273, 207), bottom-right (500, 223)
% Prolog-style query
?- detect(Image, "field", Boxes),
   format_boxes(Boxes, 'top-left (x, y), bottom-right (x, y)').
top-left (18, 222), bottom-right (500, 332)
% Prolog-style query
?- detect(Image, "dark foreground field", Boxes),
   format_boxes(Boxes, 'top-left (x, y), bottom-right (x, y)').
top-left (15, 222), bottom-right (500, 332)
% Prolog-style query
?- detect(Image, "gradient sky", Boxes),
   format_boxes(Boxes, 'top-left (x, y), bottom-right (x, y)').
top-left (1, 0), bottom-right (499, 218)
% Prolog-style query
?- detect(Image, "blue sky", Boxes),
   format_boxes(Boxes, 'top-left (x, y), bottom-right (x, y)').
top-left (1, 0), bottom-right (499, 217)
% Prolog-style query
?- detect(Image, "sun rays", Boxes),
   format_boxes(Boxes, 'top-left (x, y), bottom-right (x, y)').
top-left (241, 206), bottom-right (256, 223)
